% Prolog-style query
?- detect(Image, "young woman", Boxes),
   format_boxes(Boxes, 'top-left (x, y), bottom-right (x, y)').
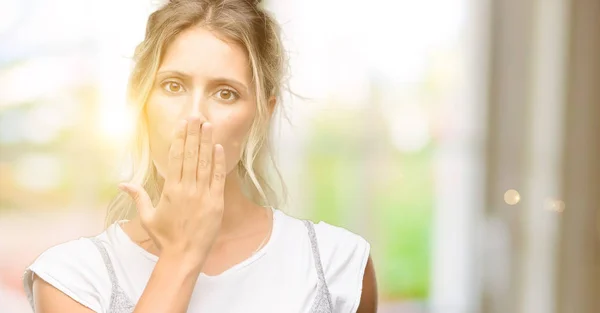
top-left (23, 0), bottom-right (377, 312)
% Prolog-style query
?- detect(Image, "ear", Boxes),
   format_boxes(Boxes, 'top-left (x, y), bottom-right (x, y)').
top-left (267, 96), bottom-right (277, 117)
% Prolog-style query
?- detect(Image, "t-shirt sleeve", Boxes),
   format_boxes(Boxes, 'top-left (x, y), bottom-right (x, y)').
top-left (313, 222), bottom-right (371, 313)
top-left (22, 238), bottom-right (111, 313)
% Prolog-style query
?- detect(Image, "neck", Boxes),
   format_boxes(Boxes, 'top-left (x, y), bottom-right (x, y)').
top-left (219, 170), bottom-right (261, 235)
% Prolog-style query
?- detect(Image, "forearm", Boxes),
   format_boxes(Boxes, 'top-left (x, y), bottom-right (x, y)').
top-left (133, 252), bottom-right (204, 313)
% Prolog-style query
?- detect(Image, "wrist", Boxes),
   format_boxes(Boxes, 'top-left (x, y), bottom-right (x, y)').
top-left (159, 248), bottom-right (207, 274)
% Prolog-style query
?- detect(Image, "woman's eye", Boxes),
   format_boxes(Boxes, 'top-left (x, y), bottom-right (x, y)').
top-left (215, 89), bottom-right (239, 101)
top-left (161, 81), bottom-right (185, 93)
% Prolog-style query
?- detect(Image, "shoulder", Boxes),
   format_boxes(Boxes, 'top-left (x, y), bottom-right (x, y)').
top-left (312, 221), bottom-right (370, 278)
top-left (276, 210), bottom-right (371, 313)
top-left (275, 209), bottom-right (369, 248)
top-left (312, 221), bottom-right (371, 264)
top-left (314, 221), bottom-right (371, 313)
top-left (275, 210), bottom-right (370, 270)
top-left (23, 236), bottom-right (112, 313)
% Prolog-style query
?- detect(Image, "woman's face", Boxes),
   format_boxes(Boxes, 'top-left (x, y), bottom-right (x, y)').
top-left (146, 27), bottom-right (256, 179)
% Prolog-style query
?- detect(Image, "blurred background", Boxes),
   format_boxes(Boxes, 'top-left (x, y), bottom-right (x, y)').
top-left (0, 0), bottom-right (598, 312)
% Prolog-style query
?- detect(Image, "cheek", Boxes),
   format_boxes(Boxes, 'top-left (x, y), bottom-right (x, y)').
top-left (146, 95), bottom-right (185, 176)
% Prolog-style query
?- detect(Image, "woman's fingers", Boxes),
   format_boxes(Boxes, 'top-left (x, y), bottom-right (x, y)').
top-left (210, 144), bottom-right (226, 196)
top-left (118, 183), bottom-right (154, 222)
top-left (166, 117), bottom-right (217, 190)
top-left (181, 117), bottom-right (201, 186)
top-left (166, 120), bottom-right (187, 183)
top-left (197, 122), bottom-right (214, 187)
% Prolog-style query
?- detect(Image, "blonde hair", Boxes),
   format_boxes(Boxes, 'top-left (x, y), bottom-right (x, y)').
top-left (105, 0), bottom-right (288, 226)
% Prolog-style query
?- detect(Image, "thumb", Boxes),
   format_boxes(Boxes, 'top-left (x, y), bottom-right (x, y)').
top-left (118, 183), bottom-right (153, 220)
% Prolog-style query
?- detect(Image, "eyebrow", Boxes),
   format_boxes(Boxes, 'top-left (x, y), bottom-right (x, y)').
top-left (156, 70), bottom-right (249, 93)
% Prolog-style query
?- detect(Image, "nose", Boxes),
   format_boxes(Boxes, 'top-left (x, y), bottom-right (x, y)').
top-left (189, 91), bottom-right (209, 122)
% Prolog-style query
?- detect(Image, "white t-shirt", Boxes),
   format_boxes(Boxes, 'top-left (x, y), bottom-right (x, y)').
top-left (23, 209), bottom-right (370, 313)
